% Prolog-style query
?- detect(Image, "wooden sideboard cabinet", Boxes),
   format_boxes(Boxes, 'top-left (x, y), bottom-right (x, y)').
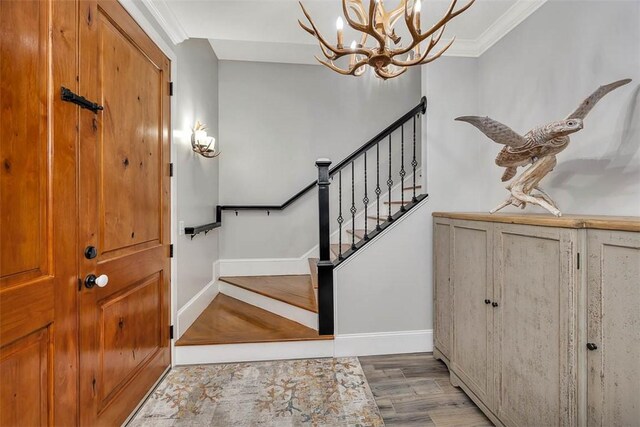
top-left (432, 213), bottom-right (640, 427)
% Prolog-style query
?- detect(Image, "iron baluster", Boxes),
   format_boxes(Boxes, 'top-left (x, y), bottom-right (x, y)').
top-left (350, 161), bottom-right (356, 250)
top-left (363, 151), bottom-right (369, 240)
top-left (387, 134), bottom-right (393, 222)
top-left (412, 115), bottom-right (418, 202)
top-left (400, 123), bottom-right (406, 211)
top-left (337, 170), bottom-right (344, 260)
top-left (375, 142), bottom-right (381, 231)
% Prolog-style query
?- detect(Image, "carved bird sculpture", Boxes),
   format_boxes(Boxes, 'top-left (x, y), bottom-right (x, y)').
top-left (455, 78), bottom-right (632, 216)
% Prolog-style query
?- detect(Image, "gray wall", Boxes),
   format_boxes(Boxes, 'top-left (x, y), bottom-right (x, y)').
top-left (477, 0), bottom-right (640, 216)
top-left (335, 200), bottom-right (431, 335)
top-left (336, 0), bottom-right (639, 337)
top-left (218, 61), bottom-right (422, 259)
top-left (175, 39), bottom-right (220, 309)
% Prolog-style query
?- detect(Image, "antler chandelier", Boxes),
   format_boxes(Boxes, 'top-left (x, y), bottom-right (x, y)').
top-left (298, 0), bottom-right (475, 80)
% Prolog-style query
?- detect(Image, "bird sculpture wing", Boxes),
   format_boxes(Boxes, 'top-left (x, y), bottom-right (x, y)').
top-left (455, 116), bottom-right (527, 148)
top-left (567, 79), bottom-right (632, 120)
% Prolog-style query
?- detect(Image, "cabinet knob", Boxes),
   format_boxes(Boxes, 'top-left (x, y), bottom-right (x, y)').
top-left (492, 302), bottom-right (499, 307)
top-left (484, 299), bottom-right (491, 305)
top-left (586, 343), bottom-right (598, 351)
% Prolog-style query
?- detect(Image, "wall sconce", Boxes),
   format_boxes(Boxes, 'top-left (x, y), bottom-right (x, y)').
top-left (191, 121), bottom-right (220, 158)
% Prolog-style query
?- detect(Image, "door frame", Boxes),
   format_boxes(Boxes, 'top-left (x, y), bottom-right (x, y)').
top-left (117, 0), bottom-right (179, 368)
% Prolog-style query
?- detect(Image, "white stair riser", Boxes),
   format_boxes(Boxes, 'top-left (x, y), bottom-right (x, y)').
top-left (219, 282), bottom-right (318, 330)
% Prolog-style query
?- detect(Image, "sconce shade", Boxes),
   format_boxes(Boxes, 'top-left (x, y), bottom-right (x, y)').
top-left (191, 121), bottom-right (220, 158)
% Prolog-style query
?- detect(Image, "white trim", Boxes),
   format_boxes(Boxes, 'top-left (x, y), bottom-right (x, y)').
top-left (176, 279), bottom-right (219, 339)
top-left (445, 0), bottom-right (548, 57)
top-left (219, 281), bottom-right (318, 330)
top-left (118, 0), bottom-right (177, 58)
top-left (218, 257), bottom-right (309, 276)
top-left (474, 0), bottom-right (547, 57)
top-left (334, 330), bottom-right (433, 357)
top-left (175, 339), bottom-right (334, 365)
top-left (139, 0), bottom-right (188, 45)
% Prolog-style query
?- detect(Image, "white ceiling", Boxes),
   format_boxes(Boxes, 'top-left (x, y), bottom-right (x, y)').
top-left (142, 0), bottom-right (547, 64)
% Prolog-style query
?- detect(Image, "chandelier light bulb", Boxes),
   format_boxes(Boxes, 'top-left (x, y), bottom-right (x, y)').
top-left (336, 17), bottom-right (344, 30)
top-left (415, 0), bottom-right (421, 13)
top-left (350, 40), bottom-right (357, 50)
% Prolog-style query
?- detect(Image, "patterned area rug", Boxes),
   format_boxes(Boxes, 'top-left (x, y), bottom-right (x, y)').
top-left (129, 357), bottom-right (384, 426)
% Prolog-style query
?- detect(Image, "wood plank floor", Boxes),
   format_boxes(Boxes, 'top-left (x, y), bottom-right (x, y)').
top-left (360, 353), bottom-right (492, 427)
top-left (220, 275), bottom-right (317, 312)
top-left (176, 294), bottom-right (331, 346)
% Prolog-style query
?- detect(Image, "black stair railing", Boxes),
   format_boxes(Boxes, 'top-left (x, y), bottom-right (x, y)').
top-left (315, 97), bottom-right (427, 334)
top-left (215, 97), bottom-right (428, 335)
top-left (214, 97), bottom-right (427, 222)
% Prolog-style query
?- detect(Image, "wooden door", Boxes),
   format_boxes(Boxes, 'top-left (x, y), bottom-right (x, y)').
top-left (433, 218), bottom-right (452, 363)
top-left (586, 229), bottom-right (640, 426)
top-left (1, 1), bottom-right (79, 426)
top-left (451, 220), bottom-right (494, 409)
top-left (77, 1), bottom-right (171, 425)
top-left (493, 223), bottom-right (578, 427)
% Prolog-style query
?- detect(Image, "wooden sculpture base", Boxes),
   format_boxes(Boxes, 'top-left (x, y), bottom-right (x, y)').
top-left (491, 155), bottom-right (562, 217)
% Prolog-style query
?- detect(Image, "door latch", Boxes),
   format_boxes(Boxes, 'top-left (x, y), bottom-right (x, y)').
top-left (61, 87), bottom-right (103, 113)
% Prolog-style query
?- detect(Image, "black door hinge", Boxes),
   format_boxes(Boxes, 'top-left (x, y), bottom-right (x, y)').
top-left (169, 163), bottom-right (174, 177)
top-left (169, 325), bottom-right (174, 340)
top-left (577, 252), bottom-right (580, 270)
top-left (169, 82), bottom-right (174, 96)
top-left (61, 86), bottom-right (104, 113)
top-left (169, 244), bottom-right (174, 258)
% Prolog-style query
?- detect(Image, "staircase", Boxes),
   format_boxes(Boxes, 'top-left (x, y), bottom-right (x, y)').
top-left (176, 98), bottom-right (428, 363)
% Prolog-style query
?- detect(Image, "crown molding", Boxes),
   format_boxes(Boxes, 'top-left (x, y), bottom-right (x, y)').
top-left (142, 0), bottom-right (546, 61)
top-left (473, 0), bottom-right (547, 57)
top-left (140, 0), bottom-right (188, 45)
top-left (443, 0), bottom-right (547, 58)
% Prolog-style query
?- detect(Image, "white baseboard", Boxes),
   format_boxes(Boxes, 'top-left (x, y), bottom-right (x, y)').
top-left (334, 330), bottom-right (433, 357)
top-left (219, 257), bottom-right (310, 276)
top-left (219, 281), bottom-right (318, 330)
top-left (175, 339), bottom-right (335, 365)
top-left (176, 279), bottom-right (219, 339)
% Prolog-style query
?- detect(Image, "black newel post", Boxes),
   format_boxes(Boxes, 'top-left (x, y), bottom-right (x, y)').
top-left (316, 159), bottom-right (334, 335)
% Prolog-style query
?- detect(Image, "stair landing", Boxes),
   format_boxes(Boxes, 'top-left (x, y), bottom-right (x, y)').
top-left (220, 275), bottom-right (317, 313)
top-left (176, 294), bottom-right (330, 346)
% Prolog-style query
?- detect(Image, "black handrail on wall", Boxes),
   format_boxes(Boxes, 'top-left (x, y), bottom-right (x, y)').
top-left (214, 96), bottom-right (427, 223)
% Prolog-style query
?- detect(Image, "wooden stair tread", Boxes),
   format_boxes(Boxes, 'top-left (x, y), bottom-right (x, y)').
top-left (384, 201), bottom-right (407, 205)
top-left (308, 258), bottom-right (318, 289)
top-left (220, 275), bottom-right (317, 313)
top-left (403, 185), bottom-right (422, 190)
top-left (176, 294), bottom-right (331, 346)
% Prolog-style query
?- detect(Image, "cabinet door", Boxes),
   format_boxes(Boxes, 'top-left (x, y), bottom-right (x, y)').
top-left (451, 220), bottom-right (494, 408)
top-left (493, 224), bottom-right (578, 427)
top-left (433, 218), bottom-right (452, 362)
top-left (587, 229), bottom-right (640, 427)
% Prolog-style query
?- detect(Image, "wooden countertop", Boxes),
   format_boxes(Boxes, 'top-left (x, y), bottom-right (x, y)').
top-left (432, 212), bottom-right (640, 232)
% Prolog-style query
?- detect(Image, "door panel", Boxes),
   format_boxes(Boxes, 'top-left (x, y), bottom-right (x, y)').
top-left (0, 329), bottom-right (50, 427)
top-left (451, 221), bottom-right (494, 408)
top-left (433, 219), bottom-right (452, 361)
top-left (1, 0), bottom-right (78, 425)
top-left (494, 224), bottom-right (577, 427)
top-left (78, 1), bottom-right (171, 425)
top-left (587, 230), bottom-right (640, 426)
